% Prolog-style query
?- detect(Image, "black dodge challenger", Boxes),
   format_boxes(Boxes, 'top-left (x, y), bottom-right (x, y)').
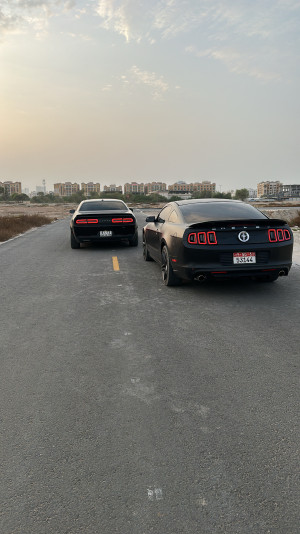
top-left (70, 199), bottom-right (138, 248)
top-left (142, 199), bottom-right (293, 285)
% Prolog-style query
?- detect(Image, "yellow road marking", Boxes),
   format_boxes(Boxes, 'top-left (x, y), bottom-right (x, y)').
top-left (112, 256), bottom-right (120, 271)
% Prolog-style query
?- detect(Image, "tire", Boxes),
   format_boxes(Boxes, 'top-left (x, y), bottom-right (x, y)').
top-left (129, 231), bottom-right (138, 247)
top-left (71, 230), bottom-right (80, 249)
top-left (143, 237), bottom-right (153, 261)
top-left (161, 245), bottom-right (181, 286)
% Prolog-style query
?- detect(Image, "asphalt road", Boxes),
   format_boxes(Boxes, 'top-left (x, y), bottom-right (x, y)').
top-left (0, 212), bottom-right (299, 534)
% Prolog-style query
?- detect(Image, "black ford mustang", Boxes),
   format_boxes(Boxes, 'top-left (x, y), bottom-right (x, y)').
top-left (70, 199), bottom-right (138, 248)
top-left (142, 199), bottom-right (293, 285)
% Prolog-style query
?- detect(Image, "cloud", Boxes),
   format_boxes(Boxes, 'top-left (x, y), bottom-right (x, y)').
top-left (64, 31), bottom-right (92, 41)
top-left (115, 66), bottom-right (169, 100)
top-left (1, 0), bottom-right (298, 84)
top-left (186, 45), bottom-right (282, 82)
top-left (0, 0), bottom-right (76, 41)
top-left (92, 0), bottom-right (299, 83)
top-left (129, 65), bottom-right (169, 99)
top-left (96, 0), bottom-right (131, 42)
top-left (0, 6), bottom-right (23, 38)
top-left (94, 0), bottom-right (300, 42)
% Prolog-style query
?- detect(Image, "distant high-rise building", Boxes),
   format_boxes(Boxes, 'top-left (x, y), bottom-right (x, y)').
top-left (279, 184), bottom-right (300, 199)
top-left (36, 186), bottom-right (45, 194)
top-left (257, 181), bottom-right (282, 198)
top-left (103, 184), bottom-right (123, 193)
top-left (168, 181), bottom-right (216, 194)
top-left (247, 188), bottom-right (257, 198)
top-left (124, 182), bottom-right (145, 194)
top-left (0, 181), bottom-right (22, 195)
top-left (54, 182), bottom-right (80, 196)
top-left (81, 182), bottom-right (101, 196)
top-left (144, 182), bottom-right (167, 194)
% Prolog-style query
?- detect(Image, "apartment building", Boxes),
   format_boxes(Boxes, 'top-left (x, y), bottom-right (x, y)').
top-left (192, 181), bottom-right (216, 194)
top-left (279, 184), bottom-right (300, 199)
top-left (247, 188), bottom-right (257, 198)
top-left (81, 182), bottom-right (101, 196)
top-left (0, 181), bottom-right (22, 195)
top-left (257, 181), bottom-right (282, 198)
top-left (168, 181), bottom-right (216, 194)
top-left (144, 182), bottom-right (167, 194)
top-left (54, 182), bottom-right (80, 196)
top-left (124, 182), bottom-right (145, 194)
top-left (103, 184), bottom-right (123, 193)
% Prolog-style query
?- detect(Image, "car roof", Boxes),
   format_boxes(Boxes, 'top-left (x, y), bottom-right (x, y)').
top-left (175, 199), bottom-right (242, 206)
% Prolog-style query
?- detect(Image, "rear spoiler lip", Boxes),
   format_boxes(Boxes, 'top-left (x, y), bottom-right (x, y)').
top-left (75, 212), bottom-right (135, 220)
top-left (187, 218), bottom-right (289, 229)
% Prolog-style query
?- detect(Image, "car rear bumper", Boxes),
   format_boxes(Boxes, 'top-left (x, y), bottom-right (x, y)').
top-left (172, 243), bottom-right (293, 280)
top-left (175, 264), bottom-right (292, 281)
top-left (72, 227), bottom-right (137, 243)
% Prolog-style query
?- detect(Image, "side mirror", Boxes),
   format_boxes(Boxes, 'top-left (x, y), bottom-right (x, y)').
top-left (69, 209), bottom-right (75, 214)
top-left (146, 216), bottom-right (156, 222)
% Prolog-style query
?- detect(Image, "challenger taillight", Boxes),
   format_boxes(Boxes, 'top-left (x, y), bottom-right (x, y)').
top-left (112, 218), bottom-right (134, 223)
top-left (76, 218), bottom-right (99, 224)
top-left (268, 228), bottom-right (291, 242)
top-left (188, 231), bottom-right (218, 245)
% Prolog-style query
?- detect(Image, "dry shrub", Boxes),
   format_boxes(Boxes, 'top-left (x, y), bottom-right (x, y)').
top-left (0, 214), bottom-right (56, 242)
top-left (290, 210), bottom-right (300, 227)
top-left (252, 202), bottom-right (300, 208)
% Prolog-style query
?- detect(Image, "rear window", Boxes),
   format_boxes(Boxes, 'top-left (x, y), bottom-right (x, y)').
top-left (79, 201), bottom-right (127, 211)
top-left (180, 202), bottom-right (267, 223)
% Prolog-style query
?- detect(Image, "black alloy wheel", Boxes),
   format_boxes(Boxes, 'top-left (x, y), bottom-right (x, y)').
top-left (70, 231), bottom-right (80, 249)
top-left (129, 231), bottom-right (138, 247)
top-left (161, 245), bottom-right (181, 286)
top-left (143, 237), bottom-right (153, 261)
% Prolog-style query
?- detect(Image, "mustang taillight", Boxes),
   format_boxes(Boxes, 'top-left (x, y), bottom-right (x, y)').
top-left (198, 232), bottom-right (207, 244)
top-left (112, 217), bottom-right (134, 223)
top-left (188, 231), bottom-right (218, 245)
top-left (76, 218), bottom-right (98, 224)
top-left (207, 231), bottom-right (217, 245)
top-left (188, 232), bottom-right (197, 244)
top-left (277, 229), bottom-right (284, 241)
top-left (268, 228), bottom-right (291, 242)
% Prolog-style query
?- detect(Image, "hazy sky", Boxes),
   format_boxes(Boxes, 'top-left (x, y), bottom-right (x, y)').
top-left (1, 0), bottom-right (299, 192)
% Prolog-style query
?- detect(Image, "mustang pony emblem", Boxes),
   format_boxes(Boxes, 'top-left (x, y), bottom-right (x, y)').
top-left (238, 231), bottom-right (250, 242)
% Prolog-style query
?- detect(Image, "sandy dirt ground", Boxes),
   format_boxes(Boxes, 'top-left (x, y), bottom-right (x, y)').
top-left (0, 201), bottom-right (299, 224)
top-left (0, 202), bottom-right (77, 219)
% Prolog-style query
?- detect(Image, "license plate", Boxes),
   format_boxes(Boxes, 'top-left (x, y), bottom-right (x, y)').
top-left (99, 231), bottom-right (112, 237)
top-left (233, 252), bottom-right (256, 264)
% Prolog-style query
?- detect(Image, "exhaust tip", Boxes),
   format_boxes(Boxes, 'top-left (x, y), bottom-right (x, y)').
top-left (195, 274), bottom-right (207, 282)
top-left (278, 270), bottom-right (286, 277)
